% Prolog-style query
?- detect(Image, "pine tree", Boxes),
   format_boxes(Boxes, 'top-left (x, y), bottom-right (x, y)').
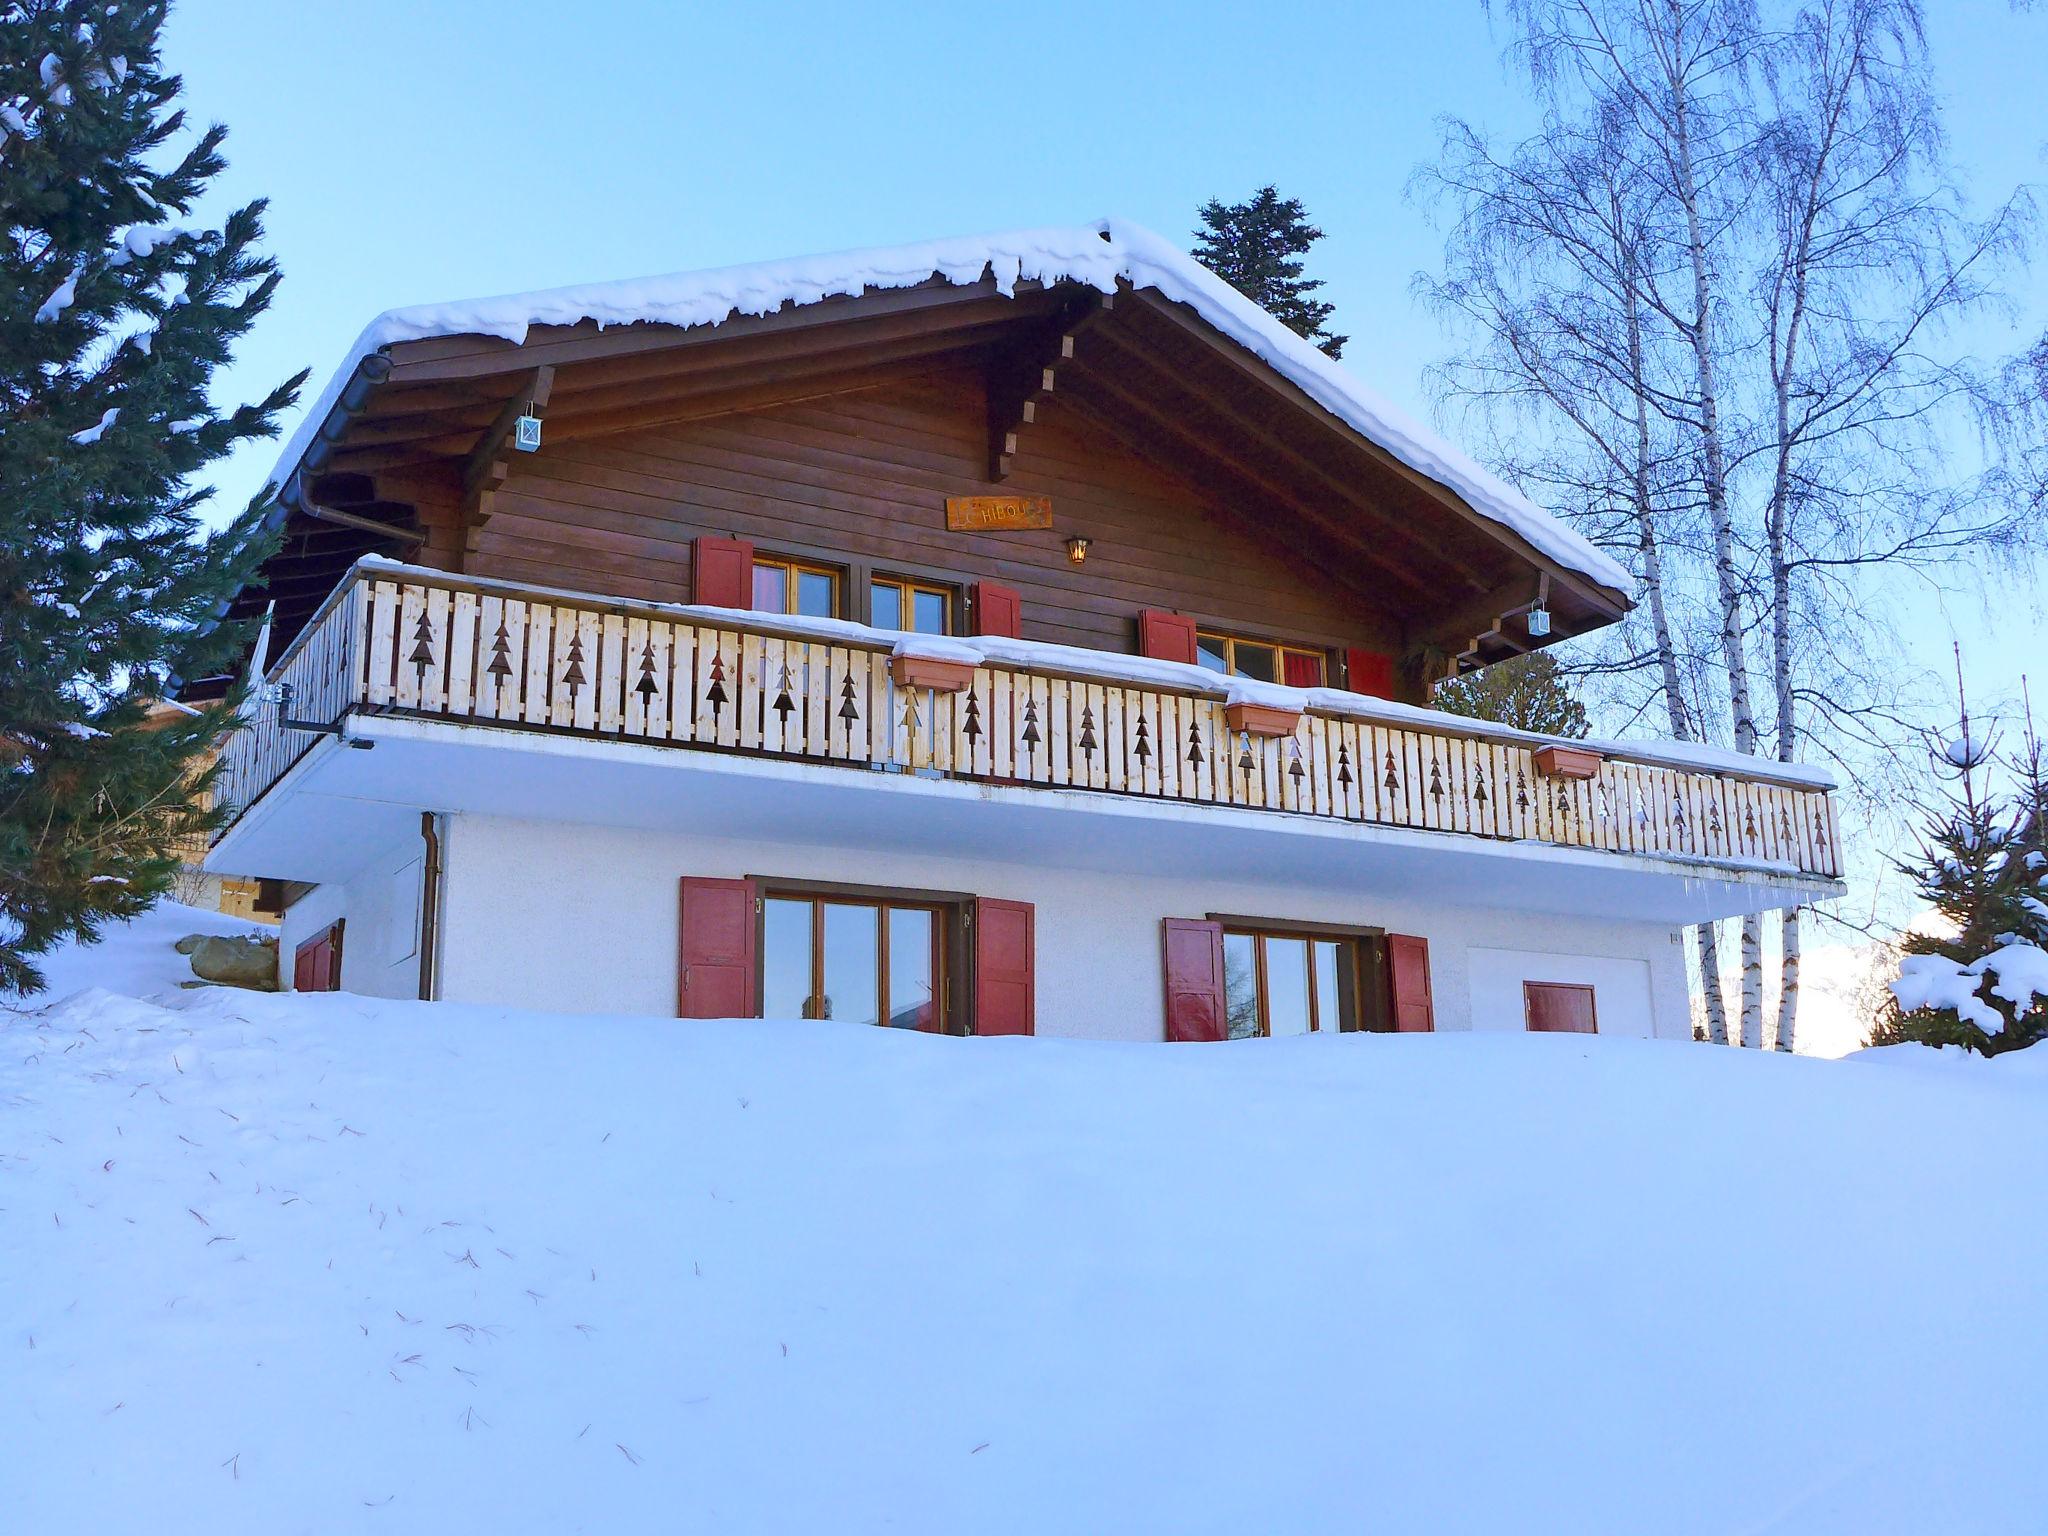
top-left (1433, 651), bottom-right (1590, 739)
top-left (0, 1), bottom-right (304, 994)
top-left (1191, 186), bottom-right (1348, 358)
top-left (1879, 694), bottom-right (2048, 1056)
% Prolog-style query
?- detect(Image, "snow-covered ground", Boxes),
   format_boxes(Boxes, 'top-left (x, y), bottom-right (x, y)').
top-left (5, 909), bottom-right (2046, 1534)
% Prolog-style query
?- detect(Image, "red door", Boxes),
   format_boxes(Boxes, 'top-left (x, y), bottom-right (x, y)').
top-left (293, 923), bottom-right (343, 993)
top-left (1524, 982), bottom-right (1598, 1033)
top-left (678, 877), bottom-right (758, 1018)
top-left (974, 898), bottom-right (1035, 1036)
top-left (1162, 918), bottom-right (1228, 1042)
top-left (1387, 934), bottom-right (1434, 1032)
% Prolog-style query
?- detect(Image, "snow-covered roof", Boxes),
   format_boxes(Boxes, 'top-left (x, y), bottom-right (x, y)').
top-left (268, 219), bottom-right (1633, 597)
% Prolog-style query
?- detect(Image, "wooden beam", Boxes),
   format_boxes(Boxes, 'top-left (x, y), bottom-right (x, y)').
top-left (986, 294), bottom-right (1110, 481)
top-left (463, 367), bottom-right (555, 496)
top-left (1418, 575), bottom-right (1547, 666)
top-left (458, 367), bottom-right (554, 558)
top-left (300, 497), bottom-right (427, 546)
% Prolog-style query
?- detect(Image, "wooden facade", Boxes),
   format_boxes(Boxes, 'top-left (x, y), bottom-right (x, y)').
top-left (204, 274), bottom-right (1635, 711)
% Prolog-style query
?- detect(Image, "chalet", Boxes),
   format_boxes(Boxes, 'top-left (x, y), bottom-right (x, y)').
top-left (200, 220), bottom-right (1842, 1039)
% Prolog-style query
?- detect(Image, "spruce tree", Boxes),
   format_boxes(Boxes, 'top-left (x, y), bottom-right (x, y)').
top-left (1879, 709), bottom-right (2048, 1056)
top-left (1434, 651), bottom-right (1590, 739)
top-left (1191, 186), bottom-right (1348, 358)
top-left (0, 1), bottom-right (303, 994)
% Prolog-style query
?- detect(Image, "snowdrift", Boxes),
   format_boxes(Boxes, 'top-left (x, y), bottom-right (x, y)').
top-left (5, 910), bottom-right (2045, 1534)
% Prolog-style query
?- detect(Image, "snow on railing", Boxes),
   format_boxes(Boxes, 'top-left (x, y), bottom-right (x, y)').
top-left (214, 563), bottom-right (1842, 880)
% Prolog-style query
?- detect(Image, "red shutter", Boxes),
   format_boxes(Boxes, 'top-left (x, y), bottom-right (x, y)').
top-left (678, 877), bottom-right (757, 1018)
top-left (1346, 648), bottom-right (1395, 699)
top-left (970, 581), bottom-right (1022, 638)
top-left (1162, 918), bottom-right (1228, 1042)
top-left (1387, 934), bottom-right (1434, 1032)
top-left (974, 898), bottom-right (1034, 1035)
top-left (293, 923), bottom-right (342, 993)
top-left (692, 536), bottom-right (755, 609)
top-left (1139, 609), bottom-right (1198, 665)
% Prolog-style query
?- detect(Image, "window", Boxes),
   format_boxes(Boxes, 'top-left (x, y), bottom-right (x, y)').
top-left (1196, 630), bottom-right (1326, 688)
top-left (761, 892), bottom-right (944, 1031)
top-left (871, 575), bottom-right (952, 635)
top-left (1524, 981), bottom-right (1598, 1034)
top-left (1222, 928), bottom-right (1358, 1037)
top-left (752, 556), bottom-right (840, 619)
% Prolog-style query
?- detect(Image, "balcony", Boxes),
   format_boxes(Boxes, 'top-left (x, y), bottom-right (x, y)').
top-left (213, 561), bottom-right (1843, 907)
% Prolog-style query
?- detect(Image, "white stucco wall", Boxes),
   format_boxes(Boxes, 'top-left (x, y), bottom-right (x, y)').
top-left (428, 813), bottom-right (1693, 1041)
top-left (279, 828), bottom-right (426, 1001)
top-left (1465, 947), bottom-right (1664, 1039)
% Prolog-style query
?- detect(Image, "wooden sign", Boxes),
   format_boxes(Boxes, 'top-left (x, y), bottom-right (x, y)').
top-left (945, 495), bottom-right (1052, 533)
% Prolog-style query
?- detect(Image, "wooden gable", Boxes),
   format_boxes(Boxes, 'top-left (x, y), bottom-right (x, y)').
top-left (206, 273), bottom-right (1627, 700)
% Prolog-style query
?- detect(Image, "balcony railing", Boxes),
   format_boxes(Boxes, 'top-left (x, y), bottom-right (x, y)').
top-left (216, 563), bottom-right (1842, 881)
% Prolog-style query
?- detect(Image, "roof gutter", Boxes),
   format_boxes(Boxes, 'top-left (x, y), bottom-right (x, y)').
top-left (267, 350), bottom-right (394, 521)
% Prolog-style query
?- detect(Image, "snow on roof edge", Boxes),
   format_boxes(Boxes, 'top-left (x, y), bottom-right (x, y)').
top-left (261, 220), bottom-right (1634, 597)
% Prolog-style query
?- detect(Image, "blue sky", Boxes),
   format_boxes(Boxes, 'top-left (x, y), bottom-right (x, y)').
top-left (168, 0), bottom-right (2046, 750)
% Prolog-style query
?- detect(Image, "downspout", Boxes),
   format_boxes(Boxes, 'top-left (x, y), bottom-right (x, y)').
top-left (418, 811), bottom-right (444, 1002)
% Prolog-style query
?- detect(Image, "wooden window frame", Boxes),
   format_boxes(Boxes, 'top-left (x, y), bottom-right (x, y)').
top-left (1523, 980), bottom-right (1599, 1033)
top-left (751, 553), bottom-right (845, 619)
top-left (754, 876), bottom-right (967, 1033)
top-left (869, 572), bottom-right (958, 636)
top-left (1195, 628), bottom-right (1330, 686)
top-left (1219, 923), bottom-right (1364, 1036)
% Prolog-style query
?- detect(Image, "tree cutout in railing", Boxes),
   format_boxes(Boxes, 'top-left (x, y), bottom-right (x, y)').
top-left (1020, 697), bottom-right (1041, 764)
top-left (1185, 720), bottom-right (1204, 785)
top-left (1472, 764), bottom-right (1490, 807)
top-left (1077, 702), bottom-right (1098, 763)
top-left (1743, 803), bottom-right (1759, 844)
top-left (836, 670), bottom-right (860, 740)
top-left (706, 647), bottom-right (728, 723)
top-left (1813, 807), bottom-right (1830, 853)
top-left (1779, 805), bottom-right (1793, 841)
top-left (962, 688), bottom-right (982, 755)
top-left (560, 630), bottom-right (587, 703)
top-left (634, 640), bottom-right (660, 701)
top-left (1553, 781), bottom-right (1572, 821)
top-left (1516, 767), bottom-right (1531, 813)
top-left (1428, 752), bottom-right (1445, 805)
top-left (898, 689), bottom-right (922, 766)
top-left (1336, 739), bottom-right (1353, 791)
top-left (408, 609), bottom-right (436, 693)
top-left (486, 620), bottom-right (514, 683)
top-left (1132, 712), bottom-right (1151, 771)
top-left (1287, 737), bottom-right (1306, 796)
top-left (772, 662), bottom-right (795, 726)
top-left (1383, 748), bottom-right (1400, 795)
top-left (1236, 731), bottom-right (1256, 796)
top-left (1671, 793), bottom-right (1688, 846)
top-left (1708, 801), bottom-right (1723, 838)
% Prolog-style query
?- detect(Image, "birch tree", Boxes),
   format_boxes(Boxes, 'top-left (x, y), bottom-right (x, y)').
top-left (1419, 15), bottom-right (1755, 1039)
top-left (1426, 0), bottom-right (2039, 1046)
top-left (1749, 0), bottom-right (2034, 1047)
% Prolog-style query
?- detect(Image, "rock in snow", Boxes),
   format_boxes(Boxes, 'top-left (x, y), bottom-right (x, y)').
top-left (4, 909), bottom-right (2046, 1534)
